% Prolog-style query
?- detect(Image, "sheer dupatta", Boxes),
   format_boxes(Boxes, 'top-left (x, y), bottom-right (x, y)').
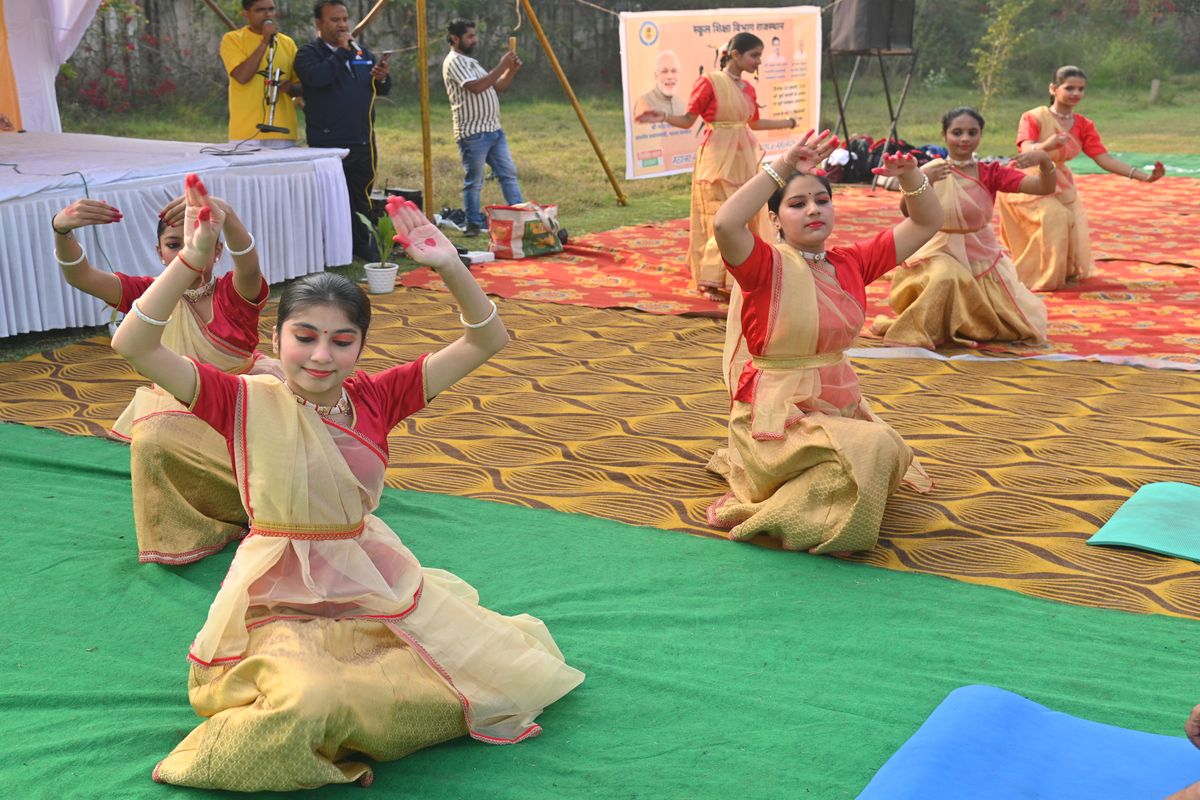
top-left (189, 376), bottom-right (422, 666)
top-left (695, 71), bottom-right (761, 186)
top-left (723, 243), bottom-right (872, 440)
top-left (187, 376), bottom-right (584, 745)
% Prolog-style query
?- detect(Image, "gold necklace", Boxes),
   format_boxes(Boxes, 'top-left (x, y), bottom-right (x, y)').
top-left (947, 155), bottom-right (977, 168)
top-left (182, 279), bottom-right (215, 304)
top-left (293, 388), bottom-right (350, 418)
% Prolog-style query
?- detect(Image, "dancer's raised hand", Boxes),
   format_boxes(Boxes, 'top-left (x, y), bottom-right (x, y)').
top-left (52, 199), bottom-right (122, 233)
top-left (181, 174), bottom-right (224, 265)
top-left (386, 197), bottom-right (461, 272)
top-left (782, 128), bottom-right (837, 173)
top-left (871, 151), bottom-right (920, 178)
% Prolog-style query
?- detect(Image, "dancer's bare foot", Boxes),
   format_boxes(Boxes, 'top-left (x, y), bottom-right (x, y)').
top-left (1166, 704), bottom-right (1200, 799)
top-left (1165, 781), bottom-right (1200, 800)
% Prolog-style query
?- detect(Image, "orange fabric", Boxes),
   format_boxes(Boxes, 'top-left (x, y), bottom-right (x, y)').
top-left (0, 2), bottom-right (22, 131)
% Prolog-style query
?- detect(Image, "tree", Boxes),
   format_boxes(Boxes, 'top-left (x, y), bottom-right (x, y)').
top-left (971, 0), bottom-right (1035, 112)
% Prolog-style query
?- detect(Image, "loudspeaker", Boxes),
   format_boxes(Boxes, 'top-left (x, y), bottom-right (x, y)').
top-left (830, 0), bottom-right (915, 53)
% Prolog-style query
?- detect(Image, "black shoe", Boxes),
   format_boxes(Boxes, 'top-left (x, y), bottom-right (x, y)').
top-left (464, 223), bottom-right (482, 238)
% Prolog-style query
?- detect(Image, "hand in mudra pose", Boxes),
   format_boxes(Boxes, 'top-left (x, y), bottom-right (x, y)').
top-left (386, 197), bottom-right (462, 273)
top-left (780, 128), bottom-right (838, 173)
top-left (871, 151), bottom-right (921, 179)
top-left (53, 199), bottom-right (123, 232)
top-left (180, 174), bottom-right (225, 265)
top-left (1011, 148), bottom-right (1054, 171)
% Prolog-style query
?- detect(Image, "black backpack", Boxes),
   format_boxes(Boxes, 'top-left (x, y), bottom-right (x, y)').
top-left (869, 137), bottom-right (933, 168)
top-left (838, 135), bottom-right (875, 183)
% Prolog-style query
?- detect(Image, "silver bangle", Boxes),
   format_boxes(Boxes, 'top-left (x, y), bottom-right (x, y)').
top-left (54, 247), bottom-right (86, 267)
top-left (131, 300), bottom-right (171, 327)
top-left (226, 232), bottom-right (254, 256)
top-left (901, 175), bottom-right (931, 197)
top-left (761, 162), bottom-right (786, 189)
top-left (459, 299), bottom-right (498, 329)
top-left (1127, 166), bottom-right (1138, 180)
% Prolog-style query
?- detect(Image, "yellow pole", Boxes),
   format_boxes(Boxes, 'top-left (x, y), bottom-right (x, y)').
top-left (416, 0), bottom-right (433, 219)
top-left (519, 0), bottom-right (627, 205)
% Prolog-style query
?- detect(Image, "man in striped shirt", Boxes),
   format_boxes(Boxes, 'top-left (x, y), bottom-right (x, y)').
top-left (443, 19), bottom-right (524, 237)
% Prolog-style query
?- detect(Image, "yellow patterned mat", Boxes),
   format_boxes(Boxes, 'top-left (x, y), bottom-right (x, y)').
top-left (3, 289), bottom-right (1199, 618)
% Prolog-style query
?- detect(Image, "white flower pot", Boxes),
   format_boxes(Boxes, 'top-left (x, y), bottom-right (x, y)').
top-left (364, 262), bottom-right (400, 294)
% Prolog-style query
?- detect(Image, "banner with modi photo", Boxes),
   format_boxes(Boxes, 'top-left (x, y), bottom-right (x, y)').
top-left (618, 7), bottom-right (822, 180)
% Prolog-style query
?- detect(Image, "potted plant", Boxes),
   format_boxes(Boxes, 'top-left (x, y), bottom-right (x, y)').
top-left (356, 212), bottom-right (403, 294)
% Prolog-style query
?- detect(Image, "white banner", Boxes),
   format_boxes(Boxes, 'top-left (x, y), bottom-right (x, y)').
top-left (619, 7), bottom-right (822, 180)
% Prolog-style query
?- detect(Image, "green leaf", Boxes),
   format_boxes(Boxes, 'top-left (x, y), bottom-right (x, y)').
top-left (355, 211), bottom-right (400, 261)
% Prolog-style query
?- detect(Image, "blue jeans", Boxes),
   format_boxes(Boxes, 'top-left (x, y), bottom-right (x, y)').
top-left (457, 129), bottom-right (523, 228)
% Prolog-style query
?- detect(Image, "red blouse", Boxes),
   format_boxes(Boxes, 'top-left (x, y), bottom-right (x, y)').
top-left (973, 161), bottom-right (1028, 197)
top-left (188, 354), bottom-right (429, 456)
top-left (686, 74), bottom-right (762, 123)
top-left (726, 231), bottom-right (897, 352)
top-left (1016, 110), bottom-right (1107, 158)
top-left (114, 271), bottom-right (269, 356)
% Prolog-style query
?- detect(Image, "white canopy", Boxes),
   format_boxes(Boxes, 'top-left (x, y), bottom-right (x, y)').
top-left (2, 0), bottom-right (101, 132)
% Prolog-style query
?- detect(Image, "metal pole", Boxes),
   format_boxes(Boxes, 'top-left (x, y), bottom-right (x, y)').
top-left (416, 0), bottom-right (433, 218)
top-left (519, 0), bottom-right (627, 205)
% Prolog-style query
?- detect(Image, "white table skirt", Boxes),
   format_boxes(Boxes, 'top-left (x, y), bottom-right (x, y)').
top-left (0, 133), bottom-right (353, 337)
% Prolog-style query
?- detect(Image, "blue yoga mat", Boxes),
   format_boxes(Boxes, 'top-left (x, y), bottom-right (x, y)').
top-left (1087, 482), bottom-right (1200, 562)
top-left (856, 685), bottom-right (1199, 799)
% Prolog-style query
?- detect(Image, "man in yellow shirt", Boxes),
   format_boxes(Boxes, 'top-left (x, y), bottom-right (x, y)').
top-left (219, 0), bottom-right (301, 146)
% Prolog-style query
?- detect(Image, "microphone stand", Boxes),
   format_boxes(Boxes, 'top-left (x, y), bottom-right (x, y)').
top-left (256, 35), bottom-right (290, 135)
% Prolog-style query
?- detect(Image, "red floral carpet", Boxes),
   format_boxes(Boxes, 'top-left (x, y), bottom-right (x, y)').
top-left (403, 218), bottom-right (724, 316)
top-left (403, 175), bottom-right (1200, 365)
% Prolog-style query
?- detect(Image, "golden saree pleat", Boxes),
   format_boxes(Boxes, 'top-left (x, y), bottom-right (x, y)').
top-left (688, 72), bottom-right (768, 293)
top-left (875, 161), bottom-right (1048, 348)
top-left (708, 244), bottom-right (924, 553)
top-left (158, 377), bottom-right (583, 791)
top-left (112, 301), bottom-right (270, 564)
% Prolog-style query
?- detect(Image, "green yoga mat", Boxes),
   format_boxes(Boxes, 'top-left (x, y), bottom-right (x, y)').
top-left (1067, 151), bottom-right (1200, 176)
top-left (1088, 482), bottom-right (1200, 562)
top-left (3, 422), bottom-right (1198, 799)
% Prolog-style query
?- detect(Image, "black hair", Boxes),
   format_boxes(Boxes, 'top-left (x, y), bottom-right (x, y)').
top-left (156, 217), bottom-right (169, 239)
top-left (313, 0), bottom-right (346, 21)
top-left (242, 0), bottom-right (270, 9)
top-left (276, 273), bottom-right (372, 341)
top-left (1052, 65), bottom-right (1087, 85)
top-left (768, 172), bottom-right (834, 215)
top-left (942, 106), bottom-right (985, 133)
top-left (446, 18), bottom-right (475, 45)
top-left (719, 33), bottom-right (763, 69)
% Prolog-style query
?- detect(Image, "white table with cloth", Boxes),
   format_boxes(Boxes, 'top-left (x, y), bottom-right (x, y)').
top-left (0, 132), bottom-right (352, 337)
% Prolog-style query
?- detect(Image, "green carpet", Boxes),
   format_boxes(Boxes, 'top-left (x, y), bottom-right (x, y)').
top-left (1067, 150), bottom-right (1200, 175)
top-left (3, 421), bottom-right (1198, 799)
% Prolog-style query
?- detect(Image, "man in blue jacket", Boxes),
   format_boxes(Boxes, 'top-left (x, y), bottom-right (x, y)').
top-left (295, 0), bottom-right (391, 262)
